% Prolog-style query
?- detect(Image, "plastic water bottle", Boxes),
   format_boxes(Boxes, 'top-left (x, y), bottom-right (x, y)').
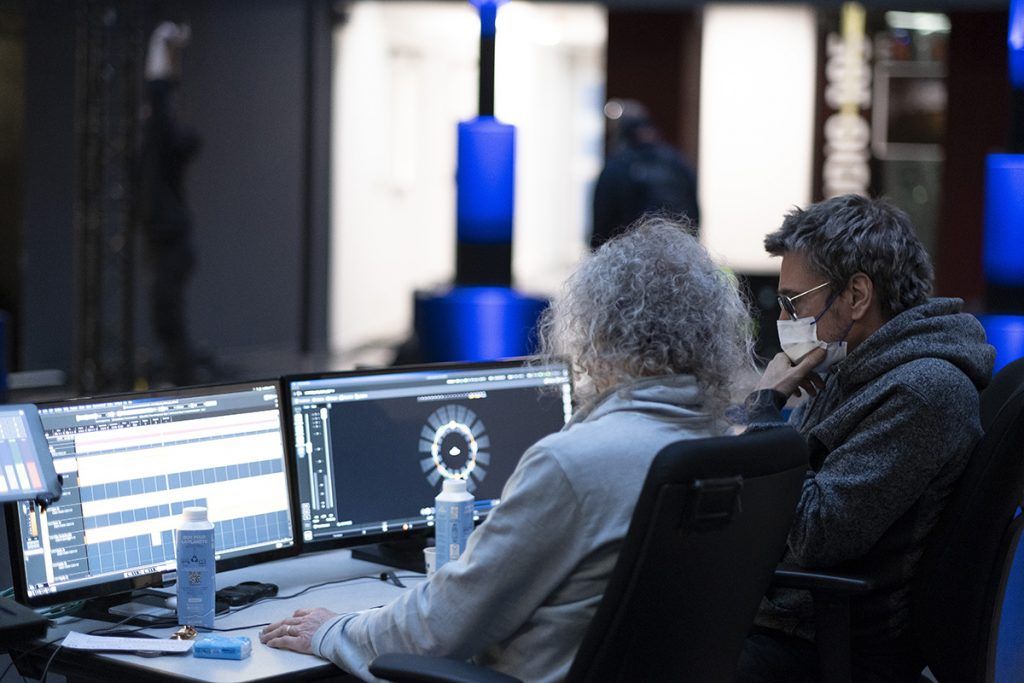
top-left (176, 506), bottom-right (216, 628)
top-left (434, 479), bottom-right (474, 570)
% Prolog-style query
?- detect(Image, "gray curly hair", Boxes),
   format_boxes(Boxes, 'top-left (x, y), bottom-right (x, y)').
top-left (539, 214), bottom-right (754, 415)
top-left (764, 195), bottom-right (934, 317)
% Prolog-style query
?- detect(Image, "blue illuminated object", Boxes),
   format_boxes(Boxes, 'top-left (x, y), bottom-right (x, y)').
top-left (457, 117), bottom-right (516, 245)
top-left (415, 287), bottom-right (548, 363)
top-left (471, 0), bottom-right (505, 37)
top-left (978, 314), bottom-right (1024, 373)
top-left (994, 518), bottom-right (1024, 682)
top-left (1011, 0), bottom-right (1024, 89)
top-left (415, 0), bottom-right (535, 362)
top-left (983, 155), bottom-right (1024, 288)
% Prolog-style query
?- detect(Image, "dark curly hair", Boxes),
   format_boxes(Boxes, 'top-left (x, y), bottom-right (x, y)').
top-left (764, 194), bottom-right (933, 317)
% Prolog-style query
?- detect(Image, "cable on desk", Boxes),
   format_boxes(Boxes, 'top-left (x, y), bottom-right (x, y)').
top-left (39, 642), bottom-right (60, 683)
top-left (220, 572), bottom-right (421, 618)
top-left (3, 569), bottom-right (426, 678)
top-left (0, 633), bottom-right (63, 682)
top-left (93, 572), bottom-right (422, 635)
top-left (4, 612), bottom-right (141, 682)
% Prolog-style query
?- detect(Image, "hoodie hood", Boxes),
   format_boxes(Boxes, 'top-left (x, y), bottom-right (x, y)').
top-left (569, 374), bottom-right (709, 427)
top-left (837, 297), bottom-right (994, 391)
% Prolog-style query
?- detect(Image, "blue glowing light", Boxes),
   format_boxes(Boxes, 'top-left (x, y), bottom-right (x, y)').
top-left (983, 155), bottom-right (1024, 287)
top-left (415, 287), bottom-right (548, 363)
top-left (978, 314), bottom-right (1024, 373)
top-left (1011, 0), bottom-right (1024, 88)
top-left (456, 117), bottom-right (516, 245)
top-left (469, 0), bottom-right (506, 37)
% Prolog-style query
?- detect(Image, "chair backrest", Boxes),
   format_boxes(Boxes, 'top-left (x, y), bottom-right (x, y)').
top-left (566, 428), bottom-right (808, 683)
top-left (981, 356), bottom-right (1024, 431)
top-left (913, 363), bottom-right (1024, 683)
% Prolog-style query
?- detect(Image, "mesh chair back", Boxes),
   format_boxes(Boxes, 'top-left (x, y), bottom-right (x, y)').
top-left (566, 428), bottom-right (808, 683)
top-left (913, 367), bottom-right (1024, 683)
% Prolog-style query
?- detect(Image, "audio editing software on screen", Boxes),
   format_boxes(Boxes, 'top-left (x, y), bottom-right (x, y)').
top-left (289, 362), bottom-right (572, 543)
top-left (15, 383), bottom-right (294, 601)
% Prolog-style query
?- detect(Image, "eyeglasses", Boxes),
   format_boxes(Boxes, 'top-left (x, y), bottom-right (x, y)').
top-left (777, 281), bottom-right (830, 321)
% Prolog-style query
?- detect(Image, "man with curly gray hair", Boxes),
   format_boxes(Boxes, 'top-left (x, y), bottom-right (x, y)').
top-left (738, 195), bottom-right (995, 682)
top-left (263, 215), bottom-right (754, 682)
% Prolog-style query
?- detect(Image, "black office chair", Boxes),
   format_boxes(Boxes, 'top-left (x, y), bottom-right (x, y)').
top-left (772, 357), bottom-right (1024, 683)
top-left (369, 428), bottom-right (809, 683)
top-left (981, 356), bottom-right (1024, 430)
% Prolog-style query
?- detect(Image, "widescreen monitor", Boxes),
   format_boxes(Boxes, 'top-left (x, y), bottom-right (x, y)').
top-left (7, 381), bottom-right (296, 607)
top-left (285, 359), bottom-right (572, 550)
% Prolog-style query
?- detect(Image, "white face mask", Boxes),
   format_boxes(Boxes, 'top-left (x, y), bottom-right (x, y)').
top-left (776, 318), bottom-right (847, 375)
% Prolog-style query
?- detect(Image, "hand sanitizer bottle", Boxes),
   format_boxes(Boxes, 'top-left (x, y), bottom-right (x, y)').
top-left (434, 479), bottom-right (474, 570)
top-left (176, 506), bottom-right (216, 628)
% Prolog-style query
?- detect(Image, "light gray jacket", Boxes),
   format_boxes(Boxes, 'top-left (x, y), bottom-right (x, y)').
top-left (311, 375), bottom-right (719, 682)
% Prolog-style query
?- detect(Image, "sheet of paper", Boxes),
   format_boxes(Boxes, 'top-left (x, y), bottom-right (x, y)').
top-left (62, 631), bottom-right (194, 654)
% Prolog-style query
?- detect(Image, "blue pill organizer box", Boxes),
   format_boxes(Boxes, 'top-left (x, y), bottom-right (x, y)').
top-left (193, 635), bottom-right (252, 660)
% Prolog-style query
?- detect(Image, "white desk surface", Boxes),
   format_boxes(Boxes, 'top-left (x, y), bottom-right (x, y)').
top-left (33, 548), bottom-right (426, 682)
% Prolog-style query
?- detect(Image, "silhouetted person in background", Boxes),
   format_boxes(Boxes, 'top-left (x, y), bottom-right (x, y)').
top-left (142, 21), bottom-right (202, 385)
top-left (590, 99), bottom-right (700, 249)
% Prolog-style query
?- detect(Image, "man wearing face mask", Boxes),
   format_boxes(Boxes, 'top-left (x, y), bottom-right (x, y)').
top-left (737, 194), bottom-right (995, 682)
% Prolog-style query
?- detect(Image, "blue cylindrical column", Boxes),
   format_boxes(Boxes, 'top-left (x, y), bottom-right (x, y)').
top-left (455, 117), bottom-right (516, 286)
top-left (456, 117), bottom-right (515, 245)
top-left (415, 287), bottom-right (548, 363)
top-left (415, 0), bottom-right (544, 363)
top-left (984, 155), bottom-right (1024, 289)
top-left (981, 155), bottom-right (1024, 369)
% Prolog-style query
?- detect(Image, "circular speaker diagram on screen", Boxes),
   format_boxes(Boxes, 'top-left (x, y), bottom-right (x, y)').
top-left (418, 405), bottom-right (491, 492)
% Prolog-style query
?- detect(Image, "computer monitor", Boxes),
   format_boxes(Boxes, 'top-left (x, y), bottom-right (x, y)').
top-left (285, 359), bottom-right (572, 560)
top-left (0, 405), bottom-right (61, 507)
top-left (6, 381), bottom-right (296, 608)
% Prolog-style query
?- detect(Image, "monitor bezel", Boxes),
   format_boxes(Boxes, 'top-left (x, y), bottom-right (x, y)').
top-left (282, 356), bottom-right (573, 554)
top-left (7, 379), bottom-right (299, 608)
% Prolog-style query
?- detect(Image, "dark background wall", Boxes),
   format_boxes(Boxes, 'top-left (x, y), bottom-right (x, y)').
top-left (0, 2), bottom-right (25, 378)
top-left (935, 10), bottom-right (1011, 308)
top-left (18, 0), bottom-right (332, 381)
top-left (605, 9), bottom-right (702, 162)
top-left (21, 0), bottom-right (76, 377)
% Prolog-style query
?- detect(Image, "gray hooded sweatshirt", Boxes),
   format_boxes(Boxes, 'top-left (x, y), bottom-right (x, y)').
top-left (311, 375), bottom-right (720, 682)
top-left (747, 298), bottom-right (995, 649)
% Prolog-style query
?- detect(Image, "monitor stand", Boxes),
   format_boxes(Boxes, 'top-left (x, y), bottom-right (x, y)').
top-left (351, 537), bottom-right (428, 574)
top-left (0, 596), bottom-right (48, 645)
top-left (75, 588), bottom-right (177, 626)
top-left (74, 588), bottom-right (229, 627)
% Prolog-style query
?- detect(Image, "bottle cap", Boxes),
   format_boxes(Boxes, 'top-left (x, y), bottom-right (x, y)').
top-left (442, 478), bottom-right (468, 494)
top-left (183, 506), bottom-right (208, 522)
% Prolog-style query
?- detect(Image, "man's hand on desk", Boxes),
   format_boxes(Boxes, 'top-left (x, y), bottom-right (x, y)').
top-left (260, 607), bottom-right (339, 654)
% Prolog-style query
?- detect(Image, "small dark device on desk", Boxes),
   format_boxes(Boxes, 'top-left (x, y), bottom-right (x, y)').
top-left (0, 405), bottom-right (63, 642)
top-left (216, 581), bottom-right (278, 606)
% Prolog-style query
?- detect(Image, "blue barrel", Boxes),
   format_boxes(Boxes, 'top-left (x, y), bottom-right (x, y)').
top-left (415, 287), bottom-right (548, 363)
top-left (983, 154), bottom-right (1024, 288)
